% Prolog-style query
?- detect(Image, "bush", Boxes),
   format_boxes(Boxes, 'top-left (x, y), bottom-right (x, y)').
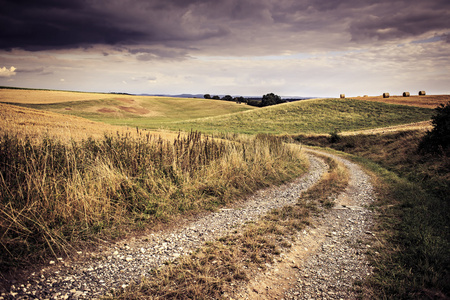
top-left (418, 102), bottom-right (450, 154)
top-left (261, 93), bottom-right (285, 107)
top-left (328, 128), bottom-right (341, 143)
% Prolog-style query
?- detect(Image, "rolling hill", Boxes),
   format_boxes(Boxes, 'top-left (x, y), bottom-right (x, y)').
top-left (1, 88), bottom-right (447, 135)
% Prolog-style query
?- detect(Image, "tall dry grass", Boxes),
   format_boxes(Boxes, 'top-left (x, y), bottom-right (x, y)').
top-left (0, 132), bottom-right (307, 270)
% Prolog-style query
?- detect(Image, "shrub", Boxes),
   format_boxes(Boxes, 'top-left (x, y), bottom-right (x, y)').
top-left (418, 102), bottom-right (450, 154)
top-left (328, 128), bottom-right (341, 143)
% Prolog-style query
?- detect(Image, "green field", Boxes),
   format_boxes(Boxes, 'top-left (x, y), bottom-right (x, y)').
top-left (16, 97), bottom-right (433, 135)
top-left (163, 98), bottom-right (433, 134)
top-left (13, 96), bottom-right (256, 128)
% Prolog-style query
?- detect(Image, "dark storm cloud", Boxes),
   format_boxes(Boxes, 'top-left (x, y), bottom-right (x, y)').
top-left (1, 0), bottom-right (449, 52)
top-left (0, 0), bottom-right (233, 51)
top-left (0, 0), bottom-right (147, 50)
top-left (349, 0), bottom-right (450, 42)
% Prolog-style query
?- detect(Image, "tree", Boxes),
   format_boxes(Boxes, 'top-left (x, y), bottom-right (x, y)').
top-left (261, 93), bottom-right (284, 107)
top-left (222, 95), bottom-right (233, 101)
top-left (204, 94), bottom-right (211, 99)
top-left (212, 95), bottom-right (220, 100)
top-left (235, 96), bottom-right (245, 104)
top-left (418, 101), bottom-right (450, 154)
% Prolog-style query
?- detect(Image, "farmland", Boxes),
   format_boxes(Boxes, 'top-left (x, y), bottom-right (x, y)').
top-left (0, 89), bottom-right (256, 130)
top-left (0, 88), bottom-right (449, 298)
top-left (0, 89), bottom-right (437, 135)
top-left (353, 94), bottom-right (450, 109)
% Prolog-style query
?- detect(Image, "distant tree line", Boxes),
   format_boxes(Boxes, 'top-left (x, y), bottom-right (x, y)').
top-left (204, 93), bottom-right (286, 107)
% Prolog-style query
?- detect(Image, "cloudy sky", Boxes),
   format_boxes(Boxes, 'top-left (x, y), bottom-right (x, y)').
top-left (1, 0), bottom-right (449, 97)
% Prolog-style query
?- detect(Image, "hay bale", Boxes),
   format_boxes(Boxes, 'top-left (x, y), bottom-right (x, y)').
top-left (383, 93), bottom-right (390, 98)
top-left (364, 95), bottom-right (368, 97)
top-left (340, 94), bottom-right (345, 98)
top-left (403, 92), bottom-right (410, 97)
top-left (419, 90), bottom-right (426, 95)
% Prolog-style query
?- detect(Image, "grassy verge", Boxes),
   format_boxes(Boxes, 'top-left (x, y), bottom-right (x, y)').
top-left (0, 132), bottom-right (307, 274)
top-left (111, 154), bottom-right (349, 299)
top-left (295, 131), bottom-right (450, 298)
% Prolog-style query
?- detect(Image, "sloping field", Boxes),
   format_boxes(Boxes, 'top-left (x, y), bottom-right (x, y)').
top-left (0, 103), bottom-right (178, 142)
top-left (0, 88), bottom-right (255, 129)
top-left (0, 88), bottom-right (113, 104)
top-left (165, 98), bottom-right (434, 135)
top-left (1, 88), bottom-right (445, 136)
top-left (353, 94), bottom-right (450, 108)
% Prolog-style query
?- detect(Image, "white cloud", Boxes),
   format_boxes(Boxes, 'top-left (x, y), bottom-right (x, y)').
top-left (0, 66), bottom-right (16, 77)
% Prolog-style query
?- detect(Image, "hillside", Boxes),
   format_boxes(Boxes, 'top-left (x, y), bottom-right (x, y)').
top-left (0, 102), bottom-right (184, 142)
top-left (0, 88), bottom-right (255, 129)
top-left (2, 88), bottom-right (448, 136)
top-left (163, 98), bottom-right (434, 134)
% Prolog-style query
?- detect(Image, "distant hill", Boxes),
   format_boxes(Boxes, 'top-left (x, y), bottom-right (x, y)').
top-left (138, 93), bottom-right (319, 101)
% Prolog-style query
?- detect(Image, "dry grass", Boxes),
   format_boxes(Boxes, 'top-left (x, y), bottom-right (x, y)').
top-left (353, 95), bottom-right (450, 109)
top-left (0, 89), bottom-right (112, 104)
top-left (0, 132), bottom-right (307, 273)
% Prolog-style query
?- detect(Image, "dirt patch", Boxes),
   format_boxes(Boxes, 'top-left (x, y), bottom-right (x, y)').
top-left (97, 107), bottom-right (116, 113)
top-left (236, 229), bottom-right (325, 299)
top-left (354, 95), bottom-right (450, 109)
top-left (117, 105), bottom-right (150, 115)
top-left (115, 98), bottom-right (135, 104)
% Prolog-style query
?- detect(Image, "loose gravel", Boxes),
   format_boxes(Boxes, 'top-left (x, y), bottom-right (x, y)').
top-left (284, 150), bottom-right (376, 300)
top-left (2, 154), bottom-right (328, 300)
top-left (231, 150), bottom-right (376, 300)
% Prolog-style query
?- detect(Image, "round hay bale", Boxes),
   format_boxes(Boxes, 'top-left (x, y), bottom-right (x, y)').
top-left (419, 90), bottom-right (426, 95)
top-left (364, 95), bottom-right (368, 97)
top-left (403, 92), bottom-right (410, 97)
top-left (340, 94), bottom-right (345, 98)
top-left (383, 92), bottom-right (390, 98)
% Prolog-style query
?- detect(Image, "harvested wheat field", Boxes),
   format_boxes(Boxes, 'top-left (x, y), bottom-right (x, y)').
top-left (0, 88), bottom-right (112, 104)
top-left (354, 94), bottom-right (450, 108)
top-left (0, 102), bottom-right (177, 142)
